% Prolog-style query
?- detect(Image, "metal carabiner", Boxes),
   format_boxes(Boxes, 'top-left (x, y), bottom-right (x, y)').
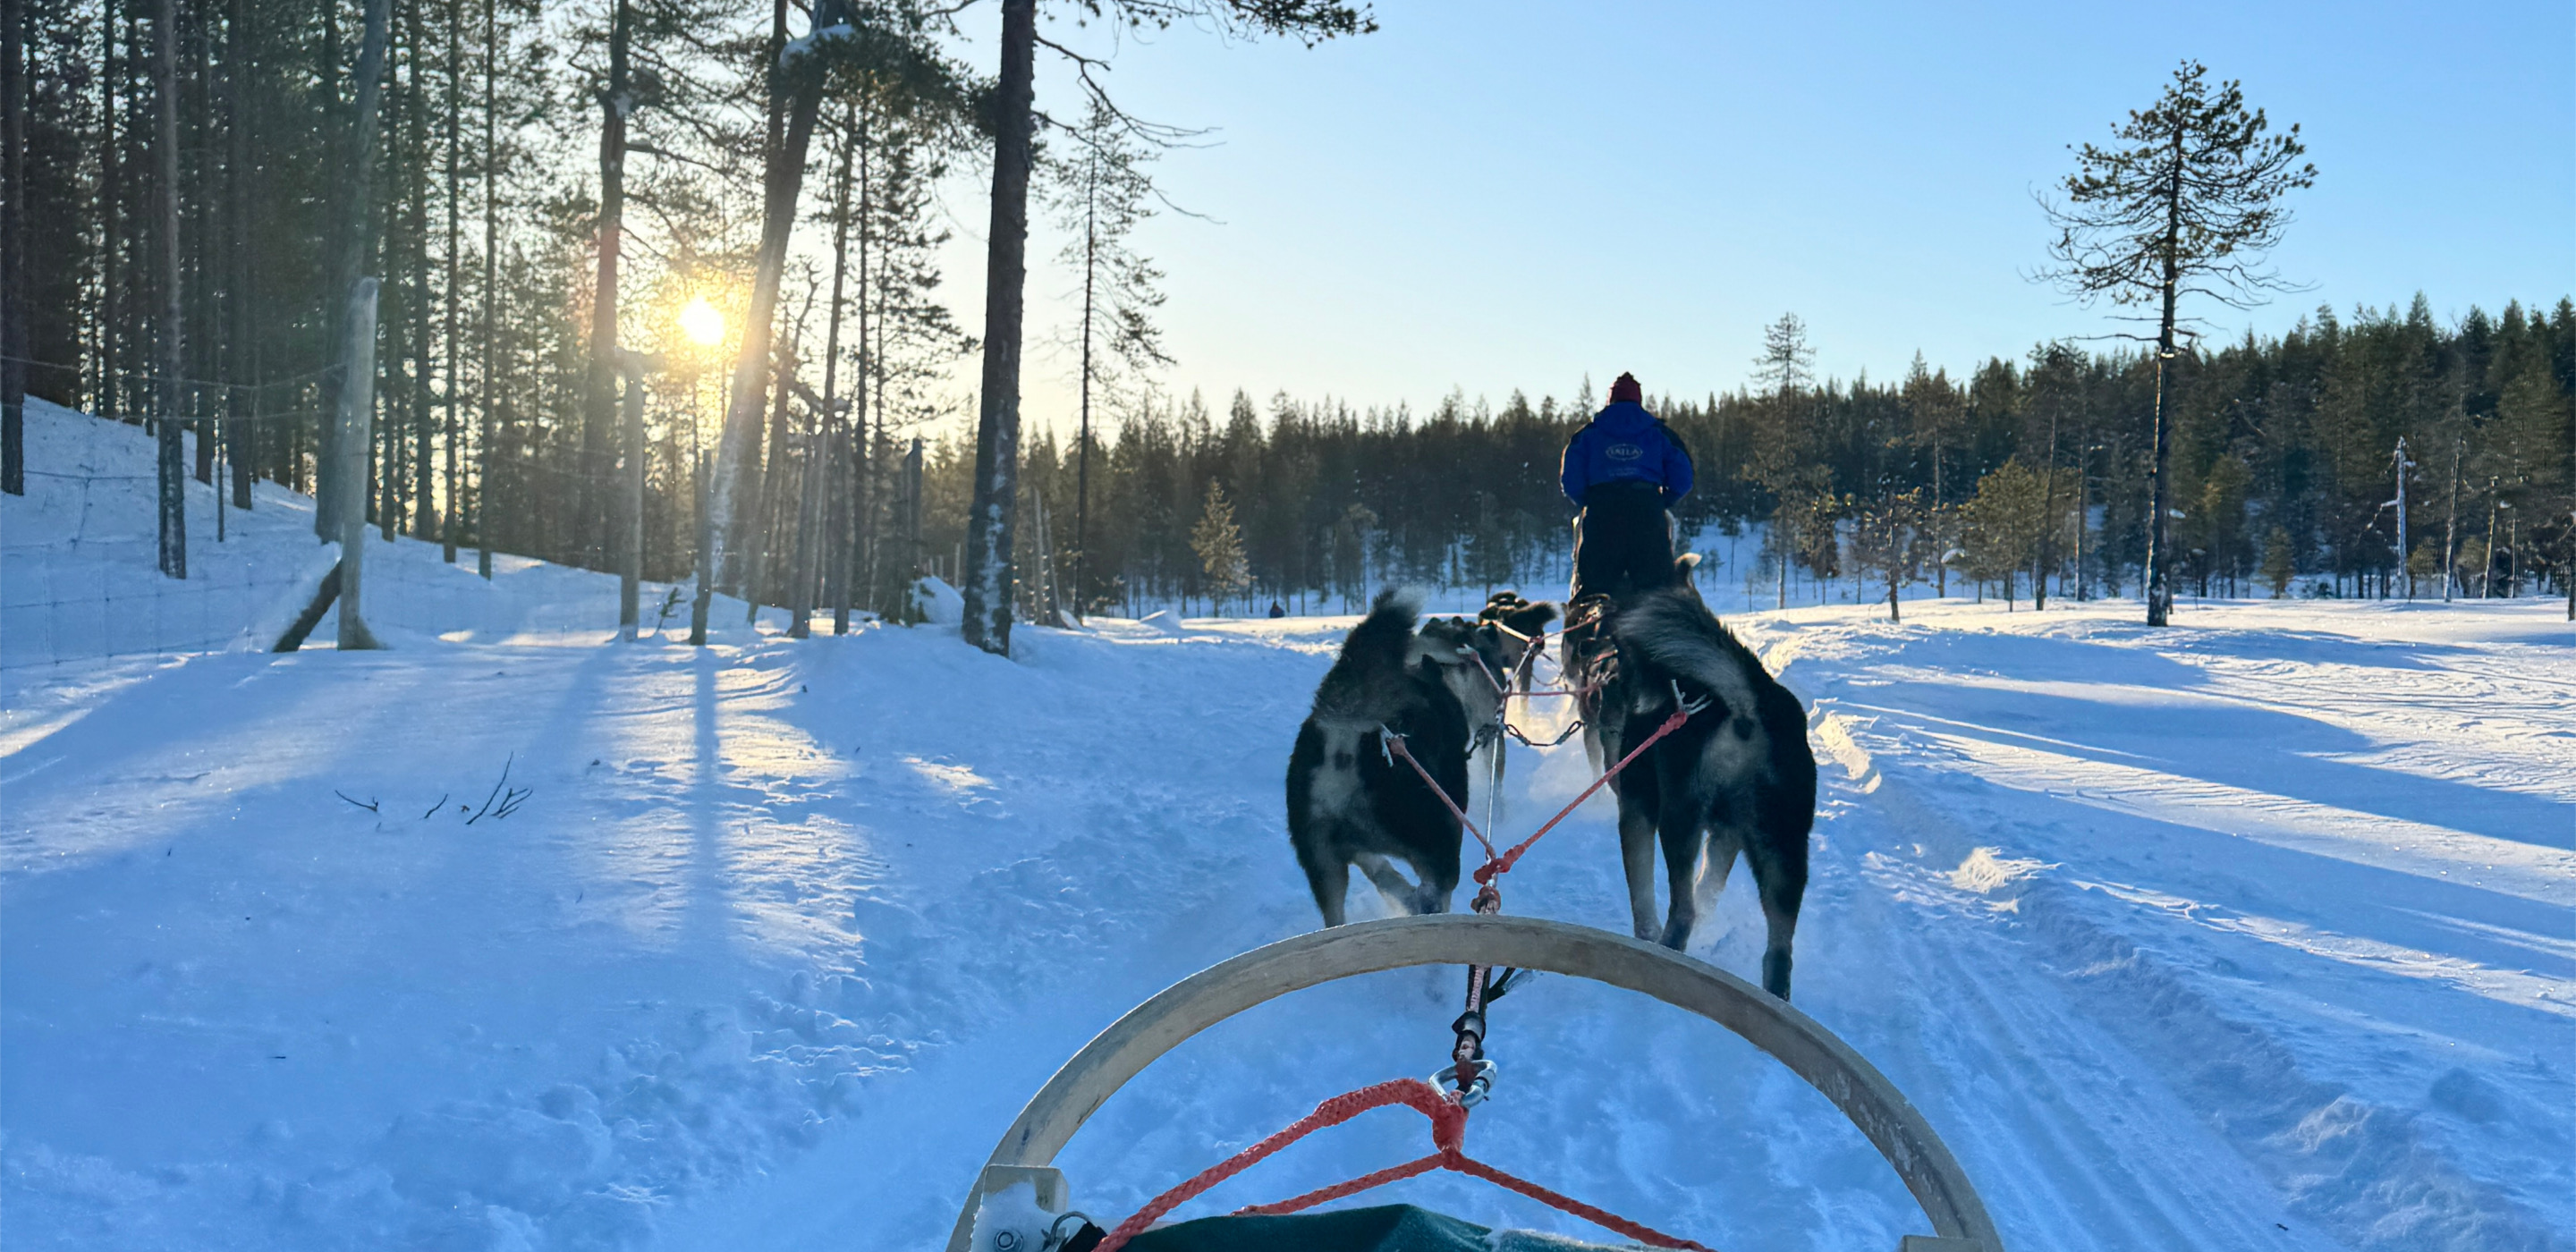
top-left (1432, 1058), bottom-right (1497, 1107)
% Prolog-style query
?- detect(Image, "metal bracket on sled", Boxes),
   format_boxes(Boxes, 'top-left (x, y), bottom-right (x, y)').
top-left (969, 1163), bottom-right (1070, 1214)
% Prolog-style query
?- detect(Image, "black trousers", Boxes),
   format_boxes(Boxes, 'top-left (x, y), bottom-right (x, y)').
top-left (1569, 479), bottom-right (1676, 600)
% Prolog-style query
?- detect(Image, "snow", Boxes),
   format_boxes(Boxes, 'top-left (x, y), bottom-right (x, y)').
top-left (968, 1180), bottom-right (1056, 1252)
top-left (4, 406), bottom-right (2571, 1252)
top-left (913, 575), bottom-right (964, 627)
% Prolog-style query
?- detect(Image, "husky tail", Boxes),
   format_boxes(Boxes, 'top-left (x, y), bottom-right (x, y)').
top-left (1614, 588), bottom-right (1763, 719)
top-left (1309, 587), bottom-right (1424, 722)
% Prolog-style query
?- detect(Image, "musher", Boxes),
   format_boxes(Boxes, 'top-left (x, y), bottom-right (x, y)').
top-left (1560, 371), bottom-right (1694, 599)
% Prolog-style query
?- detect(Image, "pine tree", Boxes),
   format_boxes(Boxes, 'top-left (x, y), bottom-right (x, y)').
top-left (2040, 60), bottom-right (2315, 626)
top-left (1046, 95), bottom-right (1171, 620)
top-left (1851, 487), bottom-right (1928, 621)
top-left (1746, 312), bottom-right (1818, 607)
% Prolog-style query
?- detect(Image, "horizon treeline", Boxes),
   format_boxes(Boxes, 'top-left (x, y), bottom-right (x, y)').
top-left (951, 295), bottom-right (2576, 615)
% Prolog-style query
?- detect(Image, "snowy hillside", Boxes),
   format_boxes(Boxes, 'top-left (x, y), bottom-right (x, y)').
top-left (3, 409), bottom-right (2570, 1252)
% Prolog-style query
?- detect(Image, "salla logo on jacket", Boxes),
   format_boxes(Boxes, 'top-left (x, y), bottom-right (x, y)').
top-left (1606, 442), bottom-right (1644, 462)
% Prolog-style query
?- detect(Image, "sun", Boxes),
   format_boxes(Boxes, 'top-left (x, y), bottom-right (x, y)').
top-left (679, 296), bottom-right (725, 348)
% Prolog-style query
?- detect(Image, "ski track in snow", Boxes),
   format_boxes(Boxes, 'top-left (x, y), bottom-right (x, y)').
top-left (4, 405), bottom-right (2571, 1252)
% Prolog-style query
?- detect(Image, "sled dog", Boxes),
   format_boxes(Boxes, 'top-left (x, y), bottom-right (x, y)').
top-left (1286, 588), bottom-right (1523, 926)
top-left (1414, 592), bottom-right (1560, 760)
top-left (1606, 585), bottom-right (1818, 998)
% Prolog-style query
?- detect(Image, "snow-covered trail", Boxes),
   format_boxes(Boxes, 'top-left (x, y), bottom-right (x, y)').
top-left (9, 596), bottom-right (2565, 1251)
top-left (1774, 603), bottom-right (2573, 1252)
top-left (4, 415), bottom-right (2570, 1252)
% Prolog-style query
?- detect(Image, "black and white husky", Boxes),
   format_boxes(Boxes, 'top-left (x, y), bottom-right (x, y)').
top-left (1285, 588), bottom-right (1531, 926)
top-left (1606, 586), bottom-right (1818, 998)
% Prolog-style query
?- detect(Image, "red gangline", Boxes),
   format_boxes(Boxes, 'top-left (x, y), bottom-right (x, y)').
top-left (1471, 703), bottom-right (1691, 887)
top-left (1090, 1078), bottom-right (1712, 1252)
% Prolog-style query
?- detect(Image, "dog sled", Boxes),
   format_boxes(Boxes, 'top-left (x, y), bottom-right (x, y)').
top-left (947, 913), bottom-right (2002, 1252)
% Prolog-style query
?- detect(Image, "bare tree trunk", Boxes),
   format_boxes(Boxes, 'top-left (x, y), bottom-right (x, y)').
top-left (334, 279), bottom-right (383, 648)
top-left (784, 415), bottom-right (822, 637)
top-left (151, 0), bottom-right (185, 577)
top-left (2034, 394), bottom-right (2062, 611)
top-left (1931, 436), bottom-right (1945, 596)
top-left (2393, 436), bottom-right (2412, 597)
top-left (191, 13), bottom-right (214, 495)
top-left (745, 334), bottom-right (799, 618)
top-left (828, 423), bottom-right (852, 630)
top-left (959, 0), bottom-right (1037, 655)
top-left (441, 0), bottom-right (462, 561)
top-left (318, 0), bottom-right (393, 538)
top-left (2142, 127), bottom-right (2183, 627)
top-left (408, 0), bottom-right (434, 542)
top-left (793, 105), bottom-right (859, 640)
top-left (580, 0), bottom-right (630, 570)
top-left (475, 0), bottom-right (494, 579)
top-left (2072, 446), bottom-right (2089, 599)
top-left (2, 0), bottom-right (25, 495)
top-left (1071, 140), bottom-right (1096, 620)
top-left (223, 0), bottom-right (254, 510)
top-left (844, 98), bottom-right (873, 629)
top-left (618, 364), bottom-right (643, 638)
top-left (902, 436), bottom-right (922, 588)
top-left (99, 0), bottom-right (122, 427)
top-left (702, 2), bottom-right (841, 624)
top-left (2442, 437), bottom-right (2461, 601)
top-left (689, 450), bottom-right (712, 643)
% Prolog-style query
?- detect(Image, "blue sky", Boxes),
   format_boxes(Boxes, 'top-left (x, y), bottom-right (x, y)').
top-left (930, 0), bottom-right (2573, 434)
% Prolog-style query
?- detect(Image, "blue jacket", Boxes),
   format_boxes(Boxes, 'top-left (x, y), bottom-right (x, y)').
top-left (1560, 402), bottom-right (1693, 507)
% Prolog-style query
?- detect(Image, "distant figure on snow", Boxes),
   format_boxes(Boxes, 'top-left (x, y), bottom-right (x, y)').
top-left (1268, 601), bottom-right (1287, 619)
top-left (1561, 372), bottom-right (1693, 599)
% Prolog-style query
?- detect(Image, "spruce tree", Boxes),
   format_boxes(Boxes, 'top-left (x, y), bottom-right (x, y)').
top-left (1191, 478), bottom-right (1248, 615)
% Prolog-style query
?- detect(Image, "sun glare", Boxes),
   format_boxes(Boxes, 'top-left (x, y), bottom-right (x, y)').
top-left (679, 296), bottom-right (725, 348)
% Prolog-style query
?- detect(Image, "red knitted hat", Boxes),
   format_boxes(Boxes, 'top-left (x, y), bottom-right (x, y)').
top-left (1610, 372), bottom-right (1642, 403)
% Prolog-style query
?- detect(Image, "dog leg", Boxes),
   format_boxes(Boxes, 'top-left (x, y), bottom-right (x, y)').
top-left (1300, 848), bottom-right (1352, 928)
top-left (1657, 816), bottom-right (1705, 951)
top-left (1619, 803), bottom-right (1661, 941)
top-left (1414, 842), bottom-right (1461, 916)
top-left (1699, 827), bottom-right (1742, 909)
top-left (1745, 828), bottom-right (1809, 1000)
top-left (1353, 852), bottom-right (1419, 914)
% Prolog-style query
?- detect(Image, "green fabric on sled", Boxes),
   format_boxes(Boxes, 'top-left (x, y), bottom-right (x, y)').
top-left (1122, 1203), bottom-right (1643, 1252)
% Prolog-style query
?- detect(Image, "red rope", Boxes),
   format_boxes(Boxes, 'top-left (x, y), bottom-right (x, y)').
top-left (1471, 704), bottom-right (1691, 887)
top-left (1381, 732), bottom-right (1497, 866)
top-left (1091, 1080), bottom-right (1462, 1252)
top-left (1445, 1155), bottom-right (1714, 1250)
top-left (1092, 1077), bottom-right (1712, 1252)
top-left (1385, 686), bottom-right (1695, 892)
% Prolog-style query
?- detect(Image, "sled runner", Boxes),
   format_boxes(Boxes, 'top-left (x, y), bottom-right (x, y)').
top-left (947, 913), bottom-right (2003, 1252)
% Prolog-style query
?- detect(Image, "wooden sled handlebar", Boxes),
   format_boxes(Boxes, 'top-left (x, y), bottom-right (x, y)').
top-left (944, 914), bottom-right (2003, 1252)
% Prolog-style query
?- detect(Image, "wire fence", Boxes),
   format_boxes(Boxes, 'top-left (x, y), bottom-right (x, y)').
top-left (1, 425), bottom-right (661, 672)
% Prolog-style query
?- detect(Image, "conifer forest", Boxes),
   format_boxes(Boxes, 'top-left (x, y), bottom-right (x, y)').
top-left (4, 1), bottom-right (2571, 635)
